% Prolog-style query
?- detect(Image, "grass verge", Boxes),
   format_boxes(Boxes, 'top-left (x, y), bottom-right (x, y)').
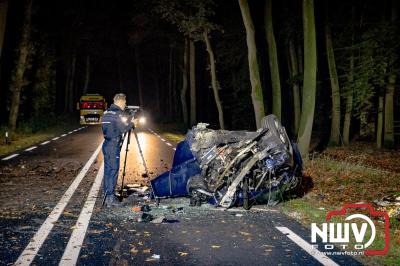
top-left (279, 156), bottom-right (400, 265)
top-left (0, 116), bottom-right (79, 156)
top-left (151, 122), bottom-right (186, 143)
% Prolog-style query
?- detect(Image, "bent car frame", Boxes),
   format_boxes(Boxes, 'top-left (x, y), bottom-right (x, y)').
top-left (151, 115), bottom-right (303, 210)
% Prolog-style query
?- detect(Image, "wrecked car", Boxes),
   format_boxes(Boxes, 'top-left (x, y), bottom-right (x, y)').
top-left (151, 114), bottom-right (303, 209)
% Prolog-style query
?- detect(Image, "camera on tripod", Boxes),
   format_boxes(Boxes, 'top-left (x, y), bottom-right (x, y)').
top-left (122, 105), bottom-right (146, 126)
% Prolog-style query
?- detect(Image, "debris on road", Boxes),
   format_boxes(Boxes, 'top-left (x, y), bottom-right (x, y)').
top-left (138, 213), bottom-right (153, 223)
top-left (141, 205), bottom-right (151, 212)
top-left (150, 215), bottom-right (165, 224)
top-left (132, 206), bottom-right (141, 212)
top-left (151, 254), bottom-right (160, 260)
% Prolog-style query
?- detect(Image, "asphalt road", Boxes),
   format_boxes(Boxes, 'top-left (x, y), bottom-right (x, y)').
top-left (0, 125), bottom-right (362, 266)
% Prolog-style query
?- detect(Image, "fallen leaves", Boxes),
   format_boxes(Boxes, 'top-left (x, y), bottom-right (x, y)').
top-left (238, 231), bottom-right (251, 236)
top-left (143, 248), bottom-right (151, 254)
top-left (130, 247), bottom-right (138, 255)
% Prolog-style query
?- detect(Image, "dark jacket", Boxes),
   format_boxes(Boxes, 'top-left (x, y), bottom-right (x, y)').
top-left (101, 104), bottom-right (132, 141)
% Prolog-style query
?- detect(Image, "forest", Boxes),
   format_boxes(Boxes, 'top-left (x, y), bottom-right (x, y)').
top-left (0, 0), bottom-right (399, 158)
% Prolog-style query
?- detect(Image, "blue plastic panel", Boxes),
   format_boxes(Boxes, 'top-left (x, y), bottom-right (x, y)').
top-left (151, 140), bottom-right (201, 197)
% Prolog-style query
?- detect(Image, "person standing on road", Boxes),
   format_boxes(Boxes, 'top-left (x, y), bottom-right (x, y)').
top-left (101, 93), bottom-right (134, 207)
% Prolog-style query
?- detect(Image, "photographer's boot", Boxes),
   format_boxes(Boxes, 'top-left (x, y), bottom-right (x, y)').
top-left (104, 195), bottom-right (122, 208)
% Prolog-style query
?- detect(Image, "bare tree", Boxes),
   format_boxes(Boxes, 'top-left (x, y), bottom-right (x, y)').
top-left (297, 0), bottom-right (317, 158)
top-left (265, 0), bottom-right (281, 119)
top-left (238, 0), bottom-right (265, 128)
top-left (8, 0), bottom-right (33, 131)
top-left (325, 21), bottom-right (341, 146)
top-left (181, 38), bottom-right (189, 125)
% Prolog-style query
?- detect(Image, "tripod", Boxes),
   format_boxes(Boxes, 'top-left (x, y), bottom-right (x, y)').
top-left (102, 127), bottom-right (150, 205)
top-left (119, 128), bottom-right (150, 199)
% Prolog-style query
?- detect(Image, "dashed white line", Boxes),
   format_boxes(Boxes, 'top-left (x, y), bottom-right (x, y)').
top-left (52, 137), bottom-right (60, 141)
top-left (68, 131), bottom-right (73, 134)
top-left (147, 128), bottom-right (177, 151)
top-left (61, 134), bottom-right (67, 137)
top-left (14, 142), bottom-right (103, 266)
top-left (25, 146), bottom-right (37, 152)
top-left (275, 226), bottom-right (339, 266)
top-left (59, 163), bottom-right (104, 266)
top-left (1, 154), bottom-right (19, 161)
top-left (41, 141), bottom-right (50, 145)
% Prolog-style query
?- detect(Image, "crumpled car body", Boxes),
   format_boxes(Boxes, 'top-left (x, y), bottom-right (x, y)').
top-left (151, 115), bottom-right (303, 209)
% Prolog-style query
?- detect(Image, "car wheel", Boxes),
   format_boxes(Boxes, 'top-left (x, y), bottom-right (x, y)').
top-left (187, 175), bottom-right (208, 193)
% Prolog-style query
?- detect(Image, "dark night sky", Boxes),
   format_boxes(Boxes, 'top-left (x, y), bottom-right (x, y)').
top-left (0, 0), bottom-right (398, 141)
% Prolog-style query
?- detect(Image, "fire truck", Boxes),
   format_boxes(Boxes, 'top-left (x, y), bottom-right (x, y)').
top-left (77, 94), bottom-right (107, 125)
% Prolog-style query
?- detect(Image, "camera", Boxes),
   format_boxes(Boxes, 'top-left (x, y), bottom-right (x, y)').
top-left (124, 105), bottom-right (146, 126)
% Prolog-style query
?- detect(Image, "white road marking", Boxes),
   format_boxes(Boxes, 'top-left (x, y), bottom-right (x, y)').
top-left (59, 163), bottom-right (104, 266)
top-left (275, 226), bottom-right (339, 266)
top-left (14, 142), bottom-right (103, 266)
top-left (61, 134), bottom-right (67, 137)
top-left (1, 154), bottom-right (19, 161)
top-left (24, 146), bottom-right (37, 152)
top-left (68, 131), bottom-right (73, 134)
top-left (52, 137), bottom-right (60, 141)
top-left (147, 128), bottom-right (177, 151)
top-left (41, 141), bottom-right (50, 145)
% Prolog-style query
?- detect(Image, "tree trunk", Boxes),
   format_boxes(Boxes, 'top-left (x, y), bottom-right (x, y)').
top-left (153, 77), bottom-right (161, 115)
top-left (265, 0), bottom-right (281, 119)
top-left (172, 48), bottom-right (178, 119)
top-left (134, 47), bottom-right (144, 107)
top-left (189, 39), bottom-right (196, 126)
top-left (83, 55), bottom-right (90, 94)
top-left (168, 45), bottom-right (174, 119)
top-left (203, 31), bottom-right (225, 129)
top-left (289, 40), bottom-right (301, 135)
top-left (384, 74), bottom-right (396, 148)
top-left (238, 0), bottom-right (266, 128)
top-left (180, 38), bottom-right (189, 126)
top-left (325, 23), bottom-right (341, 146)
top-left (297, 0), bottom-right (317, 158)
top-left (8, 0), bottom-right (32, 131)
top-left (343, 14), bottom-right (355, 146)
top-left (297, 43), bottom-right (303, 76)
top-left (64, 57), bottom-right (71, 113)
top-left (377, 94), bottom-right (384, 148)
top-left (68, 54), bottom-right (76, 113)
top-left (383, 3), bottom-right (397, 149)
top-left (0, 0), bottom-right (8, 59)
top-left (343, 56), bottom-right (354, 146)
